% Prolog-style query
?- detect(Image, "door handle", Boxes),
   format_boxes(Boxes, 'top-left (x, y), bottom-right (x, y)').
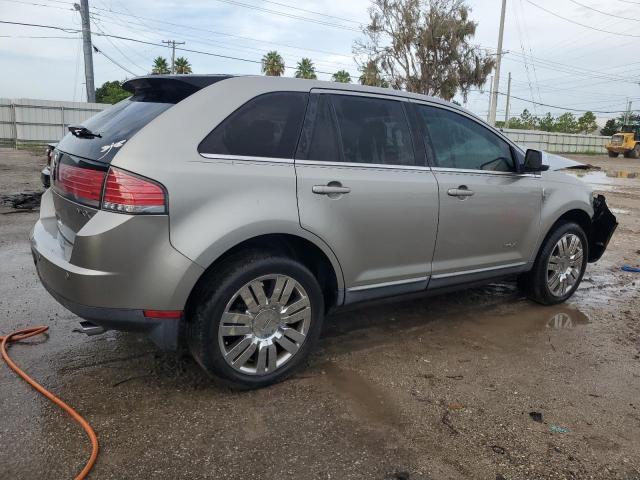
top-left (447, 186), bottom-right (474, 197)
top-left (312, 185), bottom-right (351, 195)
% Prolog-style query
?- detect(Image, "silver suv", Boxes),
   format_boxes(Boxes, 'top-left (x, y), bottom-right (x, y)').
top-left (32, 75), bottom-right (617, 388)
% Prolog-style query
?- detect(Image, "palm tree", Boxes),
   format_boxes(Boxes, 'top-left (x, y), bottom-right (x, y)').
top-left (295, 58), bottom-right (317, 80)
top-left (332, 70), bottom-right (352, 83)
top-left (261, 51), bottom-right (285, 76)
top-left (174, 57), bottom-right (192, 74)
top-left (359, 60), bottom-right (389, 88)
top-left (152, 56), bottom-right (170, 75)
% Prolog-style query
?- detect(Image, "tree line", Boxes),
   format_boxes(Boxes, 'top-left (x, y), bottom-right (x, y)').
top-left (495, 109), bottom-right (599, 134)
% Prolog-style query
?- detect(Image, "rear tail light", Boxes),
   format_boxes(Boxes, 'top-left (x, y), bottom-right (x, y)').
top-left (102, 167), bottom-right (166, 214)
top-left (55, 162), bottom-right (106, 208)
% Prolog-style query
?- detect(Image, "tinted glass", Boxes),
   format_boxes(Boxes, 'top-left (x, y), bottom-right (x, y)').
top-left (55, 98), bottom-right (172, 163)
top-left (331, 95), bottom-right (415, 166)
top-left (198, 92), bottom-right (307, 159)
top-left (417, 105), bottom-right (514, 172)
top-left (296, 94), bottom-right (341, 161)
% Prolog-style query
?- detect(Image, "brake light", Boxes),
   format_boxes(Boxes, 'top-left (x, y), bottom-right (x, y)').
top-left (102, 167), bottom-right (166, 214)
top-left (55, 162), bottom-right (106, 208)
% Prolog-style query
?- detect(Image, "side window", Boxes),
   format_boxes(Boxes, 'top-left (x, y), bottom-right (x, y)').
top-left (417, 105), bottom-right (514, 172)
top-left (296, 94), bottom-right (341, 161)
top-left (198, 92), bottom-right (307, 159)
top-left (331, 95), bottom-right (416, 166)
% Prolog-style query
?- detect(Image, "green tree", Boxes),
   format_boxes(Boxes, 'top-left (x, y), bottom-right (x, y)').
top-left (152, 56), bottom-right (170, 74)
top-left (519, 109), bottom-right (538, 130)
top-left (261, 51), bottom-right (285, 76)
top-left (538, 112), bottom-right (555, 132)
top-left (577, 111), bottom-right (597, 133)
top-left (174, 57), bottom-right (192, 74)
top-left (359, 60), bottom-right (389, 87)
top-left (95, 80), bottom-right (131, 104)
top-left (332, 70), bottom-right (352, 83)
top-left (295, 58), bottom-right (317, 79)
top-left (355, 0), bottom-right (494, 100)
top-left (600, 119), bottom-right (618, 136)
top-left (555, 112), bottom-right (579, 134)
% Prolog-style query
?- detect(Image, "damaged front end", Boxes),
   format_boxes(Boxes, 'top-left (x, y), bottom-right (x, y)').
top-left (588, 195), bottom-right (618, 262)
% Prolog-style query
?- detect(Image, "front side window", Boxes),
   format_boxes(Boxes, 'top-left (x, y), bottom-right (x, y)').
top-left (198, 91), bottom-right (308, 159)
top-left (417, 105), bottom-right (514, 172)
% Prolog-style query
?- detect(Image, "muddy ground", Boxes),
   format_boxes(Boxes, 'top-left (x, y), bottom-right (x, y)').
top-left (1, 148), bottom-right (639, 480)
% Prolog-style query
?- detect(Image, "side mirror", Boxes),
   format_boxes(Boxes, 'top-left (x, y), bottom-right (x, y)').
top-left (523, 149), bottom-right (548, 173)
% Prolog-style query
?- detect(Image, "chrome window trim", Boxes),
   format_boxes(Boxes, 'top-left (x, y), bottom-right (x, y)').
top-left (309, 87), bottom-right (410, 102)
top-left (431, 262), bottom-right (527, 279)
top-left (198, 153), bottom-right (293, 164)
top-left (295, 159), bottom-right (430, 171)
top-left (347, 276), bottom-right (430, 292)
top-left (431, 167), bottom-right (539, 178)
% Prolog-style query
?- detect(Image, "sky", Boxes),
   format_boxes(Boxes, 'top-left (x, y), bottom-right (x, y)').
top-left (1, 0), bottom-right (639, 126)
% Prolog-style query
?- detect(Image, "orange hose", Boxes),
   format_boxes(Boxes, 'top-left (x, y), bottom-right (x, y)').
top-left (1, 326), bottom-right (99, 479)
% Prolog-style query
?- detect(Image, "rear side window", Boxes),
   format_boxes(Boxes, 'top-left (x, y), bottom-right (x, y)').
top-left (332, 95), bottom-right (415, 166)
top-left (198, 92), bottom-right (308, 159)
top-left (296, 94), bottom-right (342, 162)
top-left (416, 105), bottom-right (514, 172)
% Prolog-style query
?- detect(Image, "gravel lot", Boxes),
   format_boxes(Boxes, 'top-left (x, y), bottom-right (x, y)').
top-left (1, 148), bottom-right (639, 479)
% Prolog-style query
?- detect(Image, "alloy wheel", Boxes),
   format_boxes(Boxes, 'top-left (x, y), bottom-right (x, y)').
top-left (546, 233), bottom-right (584, 297)
top-left (218, 274), bottom-right (312, 375)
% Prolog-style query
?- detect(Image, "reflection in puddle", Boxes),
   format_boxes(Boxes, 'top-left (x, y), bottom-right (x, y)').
top-left (545, 310), bottom-right (589, 329)
top-left (566, 169), bottom-right (638, 190)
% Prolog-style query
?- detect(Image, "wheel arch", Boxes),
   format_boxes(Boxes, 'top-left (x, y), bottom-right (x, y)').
top-left (184, 233), bottom-right (344, 321)
top-left (535, 208), bottom-right (592, 262)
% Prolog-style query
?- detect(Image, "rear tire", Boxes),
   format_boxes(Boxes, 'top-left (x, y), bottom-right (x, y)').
top-left (187, 250), bottom-right (324, 389)
top-left (519, 222), bottom-right (588, 305)
top-left (629, 144), bottom-right (640, 159)
top-left (607, 151), bottom-right (619, 158)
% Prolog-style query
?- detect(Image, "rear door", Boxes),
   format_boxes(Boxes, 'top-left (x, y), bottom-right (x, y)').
top-left (295, 91), bottom-right (439, 300)
top-left (412, 102), bottom-right (542, 285)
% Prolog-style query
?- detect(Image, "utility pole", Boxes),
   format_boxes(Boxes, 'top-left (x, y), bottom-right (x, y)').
top-left (489, 0), bottom-right (507, 126)
top-left (504, 72), bottom-right (512, 128)
top-left (163, 40), bottom-right (185, 74)
top-left (487, 75), bottom-right (494, 122)
top-left (75, 0), bottom-right (95, 102)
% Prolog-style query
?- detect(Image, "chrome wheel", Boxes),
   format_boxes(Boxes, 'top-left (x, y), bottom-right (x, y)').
top-left (547, 233), bottom-right (584, 297)
top-left (218, 274), bottom-right (312, 376)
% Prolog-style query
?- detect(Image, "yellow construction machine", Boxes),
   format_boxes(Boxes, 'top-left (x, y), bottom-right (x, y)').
top-left (606, 124), bottom-right (640, 158)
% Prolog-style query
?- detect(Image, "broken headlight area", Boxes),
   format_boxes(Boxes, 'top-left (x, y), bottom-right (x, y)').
top-left (588, 194), bottom-right (617, 262)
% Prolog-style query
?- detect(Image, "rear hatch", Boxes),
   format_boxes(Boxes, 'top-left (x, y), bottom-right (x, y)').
top-left (51, 75), bottom-right (231, 243)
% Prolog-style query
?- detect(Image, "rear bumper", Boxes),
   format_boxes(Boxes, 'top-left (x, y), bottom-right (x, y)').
top-left (30, 189), bottom-right (204, 349)
top-left (34, 270), bottom-right (180, 349)
top-left (588, 194), bottom-right (617, 262)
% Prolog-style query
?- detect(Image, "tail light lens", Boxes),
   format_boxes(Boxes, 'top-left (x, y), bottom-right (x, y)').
top-left (102, 167), bottom-right (167, 214)
top-left (55, 162), bottom-right (106, 208)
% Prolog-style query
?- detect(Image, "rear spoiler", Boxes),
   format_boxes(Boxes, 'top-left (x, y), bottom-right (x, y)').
top-left (122, 75), bottom-right (233, 103)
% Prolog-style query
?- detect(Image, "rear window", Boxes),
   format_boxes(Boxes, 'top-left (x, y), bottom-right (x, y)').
top-left (55, 98), bottom-right (172, 163)
top-left (198, 92), bottom-right (308, 159)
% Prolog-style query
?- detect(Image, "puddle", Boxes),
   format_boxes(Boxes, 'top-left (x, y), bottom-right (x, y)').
top-left (566, 169), bottom-right (638, 191)
top-left (323, 362), bottom-right (403, 427)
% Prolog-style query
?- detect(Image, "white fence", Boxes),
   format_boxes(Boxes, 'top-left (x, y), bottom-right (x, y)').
top-left (0, 98), bottom-right (108, 147)
top-left (502, 128), bottom-right (608, 153)
top-left (0, 98), bottom-right (610, 154)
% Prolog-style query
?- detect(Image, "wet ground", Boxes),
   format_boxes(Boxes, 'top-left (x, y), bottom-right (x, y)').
top-left (1, 148), bottom-right (639, 479)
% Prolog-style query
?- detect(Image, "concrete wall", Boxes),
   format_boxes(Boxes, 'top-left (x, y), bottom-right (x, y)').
top-left (0, 98), bottom-right (108, 147)
top-left (502, 128), bottom-right (608, 154)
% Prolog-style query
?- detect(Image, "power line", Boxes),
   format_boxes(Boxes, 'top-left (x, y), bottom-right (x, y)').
top-left (0, 34), bottom-right (77, 38)
top-left (88, 6), bottom-right (354, 59)
top-left (210, 0), bottom-right (361, 32)
top-left (92, 44), bottom-right (137, 75)
top-left (567, 0), bottom-right (640, 22)
top-left (524, 0), bottom-right (640, 37)
top-left (0, 19), bottom-right (359, 77)
top-left (253, 0), bottom-right (362, 26)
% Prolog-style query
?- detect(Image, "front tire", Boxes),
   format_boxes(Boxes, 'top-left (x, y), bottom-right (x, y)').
top-left (607, 150), bottom-right (619, 158)
top-left (519, 222), bottom-right (588, 305)
top-left (187, 251), bottom-right (324, 389)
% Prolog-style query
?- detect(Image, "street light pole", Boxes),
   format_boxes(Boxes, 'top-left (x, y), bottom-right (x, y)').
top-left (75, 0), bottom-right (95, 102)
top-left (505, 72), bottom-right (512, 128)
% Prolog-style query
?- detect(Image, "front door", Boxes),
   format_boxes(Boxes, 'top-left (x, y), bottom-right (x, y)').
top-left (413, 103), bottom-right (542, 283)
top-left (295, 92), bottom-right (439, 298)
